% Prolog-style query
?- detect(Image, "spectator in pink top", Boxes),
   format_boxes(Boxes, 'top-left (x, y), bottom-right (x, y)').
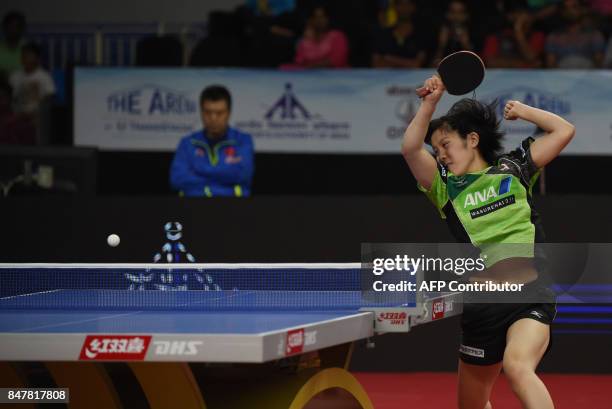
top-left (590, 0), bottom-right (612, 15)
top-left (282, 6), bottom-right (349, 68)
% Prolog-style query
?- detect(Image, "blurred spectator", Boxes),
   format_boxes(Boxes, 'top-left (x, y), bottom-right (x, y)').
top-left (482, 5), bottom-right (545, 68)
top-left (378, 0), bottom-right (398, 28)
top-left (371, 0), bottom-right (426, 68)
top-left (589, 0), bottom-right (612, 39)
top-left (281, 5), bottom-right (348, 68)
top-left (470, 0), bottom-right (513, 38)
top-left (170, 85), bottom-right (254, 198)
top-left (527, 0), bottom-right (557, 6)
top-left (0, 80), bottom-right (35, 145)
top-left (526, 0), bottom-right (560, 15)
top-left (9, 43), bottom-right (55, 115)
top-left (239, 0), bottom-right (299, 67)
top-left (602, 37), bottom-right (612, 67)
top-left (337, 0), bottom-right (381, 67)
top-left (246, 0), bottom-right (296, 16)
top-left (524, 1), bottom-right (564, 34)
top-left (433, 0), bottom-right (480, 64)
top-left (545, 0), bottom-right (605, 68)
top-left (377, 0), bottom-right (424, 28)
top-left (190, 11), bottom-right (245, 67)
top-left (589, 0), bottom-right (612, 15)
top-left (0, 11), bottom-right (26, 77)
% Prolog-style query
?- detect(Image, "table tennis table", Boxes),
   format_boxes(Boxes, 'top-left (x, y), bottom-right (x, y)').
top-left (0, 263), bottom-right (462, 409)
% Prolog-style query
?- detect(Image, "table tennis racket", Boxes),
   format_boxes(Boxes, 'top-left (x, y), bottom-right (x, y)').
top-left (416, 50), bottom-right (485, 97)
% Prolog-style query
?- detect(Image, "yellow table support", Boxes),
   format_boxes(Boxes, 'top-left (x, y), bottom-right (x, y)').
top-left (129, 362), bottom-right (206, 409)
top-left (0, 362), bottom-right (35, 409)
top-left (46, 362), bottom-right (122, 409)
top-left (289, 367), bottom-right (373, 409)
top-left (188, 342), bottom-right (372, 409)
top-left (5, 341), bottom-right (371, 409)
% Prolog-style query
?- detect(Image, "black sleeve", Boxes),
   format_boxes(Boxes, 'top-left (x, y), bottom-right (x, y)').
top-left (496, 137), bottom-right (540, 188)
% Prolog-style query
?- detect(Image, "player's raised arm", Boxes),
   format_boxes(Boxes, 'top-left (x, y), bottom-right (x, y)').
top-left (504, 100), bottom-right (575, 168)
top-left (401, 75), bottom-right (445, 190)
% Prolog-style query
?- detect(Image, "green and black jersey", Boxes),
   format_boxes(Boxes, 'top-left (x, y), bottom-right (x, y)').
top-left (418, 138), bottom-right (545, 267)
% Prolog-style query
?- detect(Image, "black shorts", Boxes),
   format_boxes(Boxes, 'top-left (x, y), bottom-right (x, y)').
top-left (459, 280), bottom-right (557, 366)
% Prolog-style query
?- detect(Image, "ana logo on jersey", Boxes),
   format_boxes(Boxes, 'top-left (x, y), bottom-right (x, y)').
top-left (464, 176), bottom-right (512, 208)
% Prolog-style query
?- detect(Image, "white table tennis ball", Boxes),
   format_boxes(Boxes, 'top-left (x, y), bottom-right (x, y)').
top-left (107, 234), bottom-right (120, 247)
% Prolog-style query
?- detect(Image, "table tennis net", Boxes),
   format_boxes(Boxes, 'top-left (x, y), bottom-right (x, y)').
top-left (0, 264), bottom-right (417, 311)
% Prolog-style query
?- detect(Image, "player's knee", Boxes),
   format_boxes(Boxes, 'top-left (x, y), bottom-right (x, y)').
top-left (457, 396), bottom-right (491, 409)
top-left (502, 357), bottom-right (531, 386)
top-left (457, 382), bottom-right (492, 409)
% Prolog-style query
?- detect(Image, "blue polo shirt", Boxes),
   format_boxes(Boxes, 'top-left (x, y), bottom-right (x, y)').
top-left (170, 127), bottom-right (254, 197)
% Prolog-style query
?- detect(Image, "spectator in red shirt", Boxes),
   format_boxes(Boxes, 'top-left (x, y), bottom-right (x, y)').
top-left (282, 5), bottom-right (348, 69)
top-left (482, 5), bottom-right (545, 68)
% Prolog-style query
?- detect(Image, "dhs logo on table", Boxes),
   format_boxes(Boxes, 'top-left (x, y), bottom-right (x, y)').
top-left (432, 299), bottom-right (454, 320)
top-left (280, 328), bottom-right (318, 357)
top-left (377, 311), bottom-right (407, 325)
top-left (152, 340), bottom-right (202, 356)
top-left (106, 85), bottom-right (197, 116)
top-left (79, 335), bottom-right (152, 361)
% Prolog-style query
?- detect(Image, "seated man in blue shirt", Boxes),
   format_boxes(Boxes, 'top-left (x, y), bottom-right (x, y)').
top-left (170, 85), bottom-right (254, 197)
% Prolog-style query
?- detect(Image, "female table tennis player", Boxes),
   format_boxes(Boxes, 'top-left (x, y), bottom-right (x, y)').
top-left (401, 75), bottom-right (575, 409)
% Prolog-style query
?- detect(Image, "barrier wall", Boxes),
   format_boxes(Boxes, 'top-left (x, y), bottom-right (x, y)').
top-left (3, 195), bottom-right (612, 263)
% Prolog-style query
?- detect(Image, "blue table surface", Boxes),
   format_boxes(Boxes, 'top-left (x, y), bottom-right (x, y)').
top-left (0, 289), bottom-right (387, 334)
top-left (0, 287), bottom-right (417, 335)
top-left (0, 309), bottom-right (363, 334)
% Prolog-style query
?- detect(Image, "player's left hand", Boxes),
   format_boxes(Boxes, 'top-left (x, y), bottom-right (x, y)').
top-left (504, 100), bottom-right (524, 120)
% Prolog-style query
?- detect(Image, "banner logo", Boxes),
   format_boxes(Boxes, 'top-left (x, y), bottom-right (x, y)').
top-left (482, 86), bottom-right (571, 141)
top-left (107, 85), bottom-right (196, 116)
top-left (386, 85), bottom-right (419, 139)
top-left (265, 83), bottom-right (311, 120)
top-left (236, 83), bottom-right (350, 146)
top-left (104, 85), bottom-right (198, 135)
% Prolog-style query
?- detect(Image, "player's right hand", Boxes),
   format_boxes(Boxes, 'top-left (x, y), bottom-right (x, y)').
top-left (421, 75), bottom-right (445, 105)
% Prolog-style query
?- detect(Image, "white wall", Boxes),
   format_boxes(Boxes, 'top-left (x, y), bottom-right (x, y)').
top-left (2, 0), bottom-right (244, 23)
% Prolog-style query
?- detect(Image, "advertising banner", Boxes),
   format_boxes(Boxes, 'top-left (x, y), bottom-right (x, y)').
top-left (75, 68), bottom-right (612, 154)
